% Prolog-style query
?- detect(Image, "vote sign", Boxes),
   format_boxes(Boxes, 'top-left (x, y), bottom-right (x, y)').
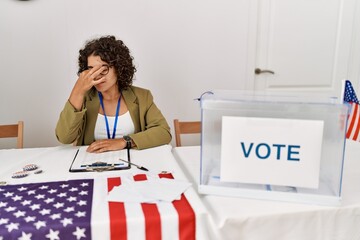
top-left (220, 116), bottom-right (324, 189)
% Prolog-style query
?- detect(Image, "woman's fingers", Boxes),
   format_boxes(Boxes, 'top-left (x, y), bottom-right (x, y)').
top-left (85, 65), bottom-right (107, 79)
top-left (87, 140), bottom-right (106, 153)
top-left (86, 139), bottom-right (118, 153)
top-left (92, 76), bottom-right (106, 86)
top-left (86, 139), bottom-right (125, 153)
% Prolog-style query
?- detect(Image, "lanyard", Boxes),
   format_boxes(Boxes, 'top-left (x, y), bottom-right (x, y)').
top-left (98, 92), bottom-right (121, 139)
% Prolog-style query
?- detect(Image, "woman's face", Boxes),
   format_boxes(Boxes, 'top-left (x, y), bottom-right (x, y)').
top-left (87, 54), bottom-right (118, 93)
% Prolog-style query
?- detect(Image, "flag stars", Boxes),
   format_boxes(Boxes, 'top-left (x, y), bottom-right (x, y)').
top-left (18, 231), bottom-right (32, 240)
top-left (77, 200), bottom-right (87, 206)
top-left (344, 81), bottom-right (359, 103)
top-left (39, 185), bottom-right (49, 190)
top-left (0, 201), bottom-right (8, 208)
top-left (79, 191), bottom-right (88, 196)
top-left (60, 217), bottom-right (73, 227)
top-left (12, 195), bottom-right (23, 201)
top-left (49, 213), bottom-right (61, 220)
top-left (34, 220), bottom-right (46, 229)
top-left (17, 186), bottom-right (27, 192)
top-left (4, 192), bottom-right (14, 197)
top-left (35, 194), bottom-right (45, 200)
top-left (0, 218), bottom-right (9, 225)
top-left (44, 198), bottom-right (55, 204)
top-left (64, 206), bottom-right (75, 213)
top-left (27, 190), bottom-right (36, 195)
top-left (0, 180), bottom-right (93, 239)
top-left (24, 216), bottom-right (36, 223)
top-left (5, 206), bottom-right (16, 212)
top-left (39, 208), bottom-right (51, 215)
top-left (67, 196), bottom-right (77, 202)
top-left (69, 187), bottom-right (78, 192)
top-left (53, 202), bottom-right (64, 209)
top-left (5, 222), bottom-right (19, 232)
top-left (21, 200), bottom-right (32, 206)
top-left (46, 229), bottom-right (60, 240)
top-left (73, 227), bottom-right (86, 240)
top-left (75, 211), bottom-right (86, 218)
top-left (57, 192), bottom-right (67, 198)
top-left (13, 210), bottom-right (26, 218)
top-left (29, 204), bottom-right (41, 211)
top-left (48, 189), bottom-right (57, 194)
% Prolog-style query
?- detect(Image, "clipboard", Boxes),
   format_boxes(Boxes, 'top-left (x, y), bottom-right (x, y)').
top-left (69, 146), bottom-right (131, 172)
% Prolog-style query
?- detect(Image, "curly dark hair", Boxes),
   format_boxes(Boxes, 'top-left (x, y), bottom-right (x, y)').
top-left (78, 35), bottom-right (137, 91)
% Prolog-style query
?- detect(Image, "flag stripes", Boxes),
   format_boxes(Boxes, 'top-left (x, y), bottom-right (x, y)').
top-left (343, 80), bottom-right (360, 142)
top-left (346, 102), bottom-right (360, 141)
top-left (107, 174), bottom-right (196, 240)
top-left (133, 174), bottom-right (162, 240)
top-left (107, 177), bottom-right (127, 240)
top-left (159, 173), bottom-right (196, 240)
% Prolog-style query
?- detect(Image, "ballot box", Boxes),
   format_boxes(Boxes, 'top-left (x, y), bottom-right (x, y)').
top-left (199, 90), bottom-right (348, 205)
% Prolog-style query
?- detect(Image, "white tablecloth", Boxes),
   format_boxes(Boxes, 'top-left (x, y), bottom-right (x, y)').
top-left (172, 140), bottom-right (360, 240)
top-left (0, 145), bottom-right (212, 240)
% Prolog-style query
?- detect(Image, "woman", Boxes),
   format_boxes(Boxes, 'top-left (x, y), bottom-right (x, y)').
top-left (56, 35), bottom-right (171, 153)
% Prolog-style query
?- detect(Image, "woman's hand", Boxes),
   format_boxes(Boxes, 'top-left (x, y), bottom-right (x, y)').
top-left (86, 139), bottom-right (127, 153)
top-left (68, 65), bottom-right (108, 111)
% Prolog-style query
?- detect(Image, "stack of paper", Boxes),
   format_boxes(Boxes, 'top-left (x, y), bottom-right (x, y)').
top-left (107, 177), bottom-right (192, 203)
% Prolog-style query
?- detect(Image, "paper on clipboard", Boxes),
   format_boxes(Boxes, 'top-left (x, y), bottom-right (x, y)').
top-left (69, 146), bottom-right (130, 172)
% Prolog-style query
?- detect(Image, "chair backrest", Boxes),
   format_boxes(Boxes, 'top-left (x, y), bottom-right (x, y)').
top-left (173, 119), bottom-right (201, 147)
top-left (0, 121), bottom-right (24, 148)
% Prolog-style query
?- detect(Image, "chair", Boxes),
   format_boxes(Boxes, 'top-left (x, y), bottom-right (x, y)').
top-left (173, 119), bottom-right (201, 147)
top-left (0, 121), bottom-right (24, 148)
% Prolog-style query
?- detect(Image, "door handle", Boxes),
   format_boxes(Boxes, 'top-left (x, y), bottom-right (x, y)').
top-left (255, 68), bottom-right (275, 75)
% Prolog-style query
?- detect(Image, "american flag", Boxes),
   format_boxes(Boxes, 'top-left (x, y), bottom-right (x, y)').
top-left (343, 80), bottom-right (360, 141)
top-left (0, 174), bottom-right (196, 240)
top-left (0, 179), bottom-right (93, 240)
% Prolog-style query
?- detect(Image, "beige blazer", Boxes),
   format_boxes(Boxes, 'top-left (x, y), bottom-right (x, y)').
top-left (55, 86), bottom-right (171, 149)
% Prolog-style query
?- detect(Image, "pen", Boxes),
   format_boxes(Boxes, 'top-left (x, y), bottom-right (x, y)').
top-left (118, 158), bottom-right (149, 171)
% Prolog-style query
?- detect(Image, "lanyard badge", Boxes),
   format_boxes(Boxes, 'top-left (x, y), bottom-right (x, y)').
top-left (98, 92), bottom-right (122, 139)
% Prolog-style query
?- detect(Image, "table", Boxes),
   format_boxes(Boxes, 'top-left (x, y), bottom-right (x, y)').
top-left (172, 140), bottom-right (360, 240)
top-left (0, 145), bottom-right (212, 240)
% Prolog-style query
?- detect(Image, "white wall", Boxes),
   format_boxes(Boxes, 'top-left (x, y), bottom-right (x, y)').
top-left (0, 0), bottom-right (252, 148)
top-left (1, 0), bottom-right (360, 149)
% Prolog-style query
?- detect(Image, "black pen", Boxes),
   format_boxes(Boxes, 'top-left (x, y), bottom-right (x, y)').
top-left (118, 158), bottom-right (149, 171)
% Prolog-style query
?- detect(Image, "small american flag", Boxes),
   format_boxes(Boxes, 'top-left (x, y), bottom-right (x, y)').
top-left (0, 179), bottom-right (93, 240)
top-left (343, 80), bottom-right (360, 141)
